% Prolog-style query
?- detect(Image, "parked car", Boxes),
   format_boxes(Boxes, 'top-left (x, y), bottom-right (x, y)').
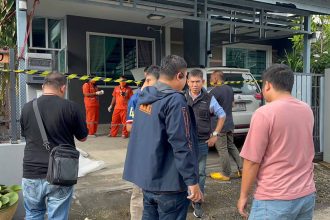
top-left (187, 67), bottom-right (262, 140)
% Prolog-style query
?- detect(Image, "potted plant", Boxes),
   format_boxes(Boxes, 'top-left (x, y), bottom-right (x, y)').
top-left (0, 184), bottom-right (21, 220)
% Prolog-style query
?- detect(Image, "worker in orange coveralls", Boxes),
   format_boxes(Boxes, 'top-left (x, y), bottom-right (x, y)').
top-left (82, 79), bottom-right (104, 137)
top-left (108, 76), bottom-right (133, 138)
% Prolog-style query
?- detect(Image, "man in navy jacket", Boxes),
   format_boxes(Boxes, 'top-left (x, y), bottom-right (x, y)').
top-left (123, 55), bottom-right (203, 220)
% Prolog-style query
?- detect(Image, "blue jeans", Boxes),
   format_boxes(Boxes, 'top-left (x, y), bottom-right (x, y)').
top-left (197, 142), bottom-right (208, 194)
top-left (142, 191), bottom-right (190, 220)
top-left (22, 178), bottom-right (74, 220)
top-left (249, 193), bottom-right (316, 220)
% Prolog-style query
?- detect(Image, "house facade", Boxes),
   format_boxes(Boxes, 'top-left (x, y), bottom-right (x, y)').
top-left (16, 0), bottom-right (330, 123)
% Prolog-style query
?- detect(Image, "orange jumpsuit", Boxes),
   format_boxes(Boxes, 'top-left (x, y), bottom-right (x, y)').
top-left (110, 85), bottom-right (133, 137)
top-left (82, 82), bottom-right (99, 135)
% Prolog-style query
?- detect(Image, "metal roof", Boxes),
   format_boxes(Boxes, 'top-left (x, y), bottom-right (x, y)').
top-left (55, 0), bottom-right (329, 42)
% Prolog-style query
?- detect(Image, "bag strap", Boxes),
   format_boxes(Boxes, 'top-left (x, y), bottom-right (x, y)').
top-left (32, 99), bottom-right (50, 151)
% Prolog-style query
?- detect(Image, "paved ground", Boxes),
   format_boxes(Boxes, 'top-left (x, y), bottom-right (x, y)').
top-left (70, 135), bottom-right (330, 220)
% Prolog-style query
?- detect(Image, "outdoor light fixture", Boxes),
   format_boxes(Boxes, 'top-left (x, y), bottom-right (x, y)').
top-left (19, 0), bottom-right (27, 11)
top-left (147, 14), bottom-right (165, 20)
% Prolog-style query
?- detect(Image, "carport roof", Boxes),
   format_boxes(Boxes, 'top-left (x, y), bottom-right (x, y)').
top-left (31, 0), bottom-right (330, 41)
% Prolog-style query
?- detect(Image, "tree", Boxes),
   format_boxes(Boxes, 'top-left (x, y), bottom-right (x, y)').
top-left (282, 15), bottom-right (330, 73)
top-left (0, 0), bottom-right (16, 142)
top-left (0, 0), bottom-right (16, 48)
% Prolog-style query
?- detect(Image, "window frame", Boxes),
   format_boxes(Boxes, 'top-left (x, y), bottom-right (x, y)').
top-left (29, 17), bottom-right (64, 51)
top-left (222, 43), bottom-right (272, 75)
top-left (86, 32), bottom-right (156, 77)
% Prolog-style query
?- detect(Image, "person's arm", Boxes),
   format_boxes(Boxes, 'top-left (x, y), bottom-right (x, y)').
top-left (165, 95), bottom-right (203, 203)
top-left (108, 89), bottom-right (117, 112)
top-left (237, 111), bottom-right (270, 219)
top-left (206, 96), bottom-right (226, 147)
top-left (72, 103), bottom-right (88, 141)
top-left (237, 159), bottom-right (260, 218)
top-left (83, 83), bottom-right (101, 97)
top-left (126, 94), bottom-right (137, 132)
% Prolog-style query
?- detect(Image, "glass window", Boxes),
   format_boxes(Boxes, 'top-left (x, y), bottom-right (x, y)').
top-left (226, 47), bottom-right (266, 77)
top-left (206, 72), bottom-right (260, 95)
top-left (138, 40), bottom-right (153, 68)
top-left (124, 39), bottom-right (137, 74)
top-left (32, 18), bottom-right (46, 48)
top-left (90, 35), bottom-right (105, 76)
top-left (89, 34), bottom-right (154, 83)
top-left (48, 19), bottom-right (61, 49)
top-left (105, 37), bottom-right (122, 78)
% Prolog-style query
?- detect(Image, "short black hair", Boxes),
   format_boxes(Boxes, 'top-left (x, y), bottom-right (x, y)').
top-left (144, 66), bottom-right (150, 73)
top-left (43, 72), bottom-right (67, 89)
top-left (262, 64), bottom-right (294, 93)
top-left (188, 69), bottom-right (203, 79)
top-left (119, 75), bottom-right (127, 80)
top-left (212, 70), bottom-right (225, 81)
top-left (146, 65), bottom-right (160, 79)
top-left (160, 55), bottom-right (187, 79)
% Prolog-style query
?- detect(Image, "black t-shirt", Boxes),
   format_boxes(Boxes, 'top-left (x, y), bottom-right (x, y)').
top-left (210, 85), bottom-right (235, 132)
top-left (20, 95), bottom-right (88, 179)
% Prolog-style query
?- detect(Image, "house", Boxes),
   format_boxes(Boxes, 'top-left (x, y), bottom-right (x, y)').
top-left (16, 0), bottom-right (330, 124)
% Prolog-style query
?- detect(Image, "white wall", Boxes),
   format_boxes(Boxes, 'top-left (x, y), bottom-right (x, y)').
top-left (0, 143), bottom-right (25, 219)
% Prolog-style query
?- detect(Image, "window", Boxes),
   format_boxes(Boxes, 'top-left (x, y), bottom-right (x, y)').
top-left (31, 18), bottom-right (62, 49)
top-left (223, 44), bottom-right (272, 78)
top-left (88, 33), bottom-right (154, 80)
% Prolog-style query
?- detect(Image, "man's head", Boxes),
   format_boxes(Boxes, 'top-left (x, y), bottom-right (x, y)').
top-left (159, 55), bottom-right (187, 91)
top-left (210, 70), bottom-right (225, 85)
top-left (144, 65), bottom-right (160, 87)
top-left (42, 72), bottom-right (67, 98)
top-left (89, 78), bottom-right (96, 84)
top-left (187, 69), bottom-right (204, 94)
top-left (119, 76), bottom-right (127, 87)
top-left (262, 64), bottom-right (294, 102)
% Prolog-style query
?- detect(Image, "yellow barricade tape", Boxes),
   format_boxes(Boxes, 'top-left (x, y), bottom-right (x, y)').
top-left (91, 77), bottom-right (102, 81)
top-left (67, 74), bottom-right (78, 79)
top-left (0, 69), bottom-right (263, 85)
top-left (79, 75), bottom-right (89, 81)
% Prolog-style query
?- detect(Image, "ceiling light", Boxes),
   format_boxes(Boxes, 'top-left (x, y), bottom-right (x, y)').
top-left (147, 14), bottom-right (165, 20)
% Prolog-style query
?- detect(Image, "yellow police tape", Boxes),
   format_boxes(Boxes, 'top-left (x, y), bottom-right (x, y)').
top-left (0, 69), bottom-right (263, 85)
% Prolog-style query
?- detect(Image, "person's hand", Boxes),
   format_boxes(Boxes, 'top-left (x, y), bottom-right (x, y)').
top-left (187, 184), bottom-right (204, 203)
top-left (108, 106), bottom-right (112, 112)
top-left (237, 196), bottom-right (249, 219)
top-left (96, 90), bottom-right (104, 95)
top-left (206, 136), bottom-right (217, 147)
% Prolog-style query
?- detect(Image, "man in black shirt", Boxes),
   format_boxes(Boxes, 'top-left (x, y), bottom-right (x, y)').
top-left (20, 72), bottom-right (88, 220)
top-left (209, 70), bottom-right (242, 181)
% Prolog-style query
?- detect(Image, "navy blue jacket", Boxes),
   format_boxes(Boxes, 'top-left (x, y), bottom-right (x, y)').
top-left (123, 82), bottom-right (199, 192)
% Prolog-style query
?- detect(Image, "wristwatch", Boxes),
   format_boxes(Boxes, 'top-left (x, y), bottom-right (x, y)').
top-left (211, 131), bottom-right (218, 137)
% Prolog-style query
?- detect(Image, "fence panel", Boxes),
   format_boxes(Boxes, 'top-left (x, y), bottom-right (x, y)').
top-left (293, 73), bottom-right (324, 154)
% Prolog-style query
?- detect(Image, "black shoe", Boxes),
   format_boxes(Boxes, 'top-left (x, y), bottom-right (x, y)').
top-left (193, 202), bottom-right (204, 218)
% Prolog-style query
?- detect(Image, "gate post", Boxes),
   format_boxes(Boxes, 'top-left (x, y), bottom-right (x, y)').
top-left (324, 68), bottom-right (330, 162)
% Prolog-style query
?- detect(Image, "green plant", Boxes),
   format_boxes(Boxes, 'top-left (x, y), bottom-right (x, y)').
top-left (0, 184), bottom-right (21, 211)
top-left (281, 49), bottom-right (303, 72)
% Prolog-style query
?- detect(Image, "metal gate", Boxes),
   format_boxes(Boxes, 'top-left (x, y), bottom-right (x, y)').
top-left (292, 73), bottom-right (324, 157)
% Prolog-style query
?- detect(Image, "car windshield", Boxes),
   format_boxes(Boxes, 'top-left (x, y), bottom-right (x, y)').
top-left (207, 72), bottom-right (260, 95)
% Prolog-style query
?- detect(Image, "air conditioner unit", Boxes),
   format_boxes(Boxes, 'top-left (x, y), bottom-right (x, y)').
top-left (25, 53), bottom-right (52, 84)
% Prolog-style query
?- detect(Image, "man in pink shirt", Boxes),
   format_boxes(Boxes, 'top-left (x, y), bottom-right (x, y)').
top-left (237, 64), bottom-right (316, 220)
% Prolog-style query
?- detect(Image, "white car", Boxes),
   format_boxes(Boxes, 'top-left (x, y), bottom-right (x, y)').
top-left (188, 67), bottom-right (262, 138)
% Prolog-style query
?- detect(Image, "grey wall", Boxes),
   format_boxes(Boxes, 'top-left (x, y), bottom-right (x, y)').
top-left (0, 143), bottom-right (25, 219)
top-left (66, 15), bottom-right (164, 124)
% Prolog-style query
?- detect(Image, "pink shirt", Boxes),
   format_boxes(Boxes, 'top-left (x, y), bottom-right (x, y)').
top-left (240, 96), bottom-right (316, 200)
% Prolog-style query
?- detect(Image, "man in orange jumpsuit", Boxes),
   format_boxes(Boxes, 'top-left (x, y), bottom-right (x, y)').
top-left (82, 79), bottom-right (104, 137)
top-left (108, 76), bottom-right (133, 138)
